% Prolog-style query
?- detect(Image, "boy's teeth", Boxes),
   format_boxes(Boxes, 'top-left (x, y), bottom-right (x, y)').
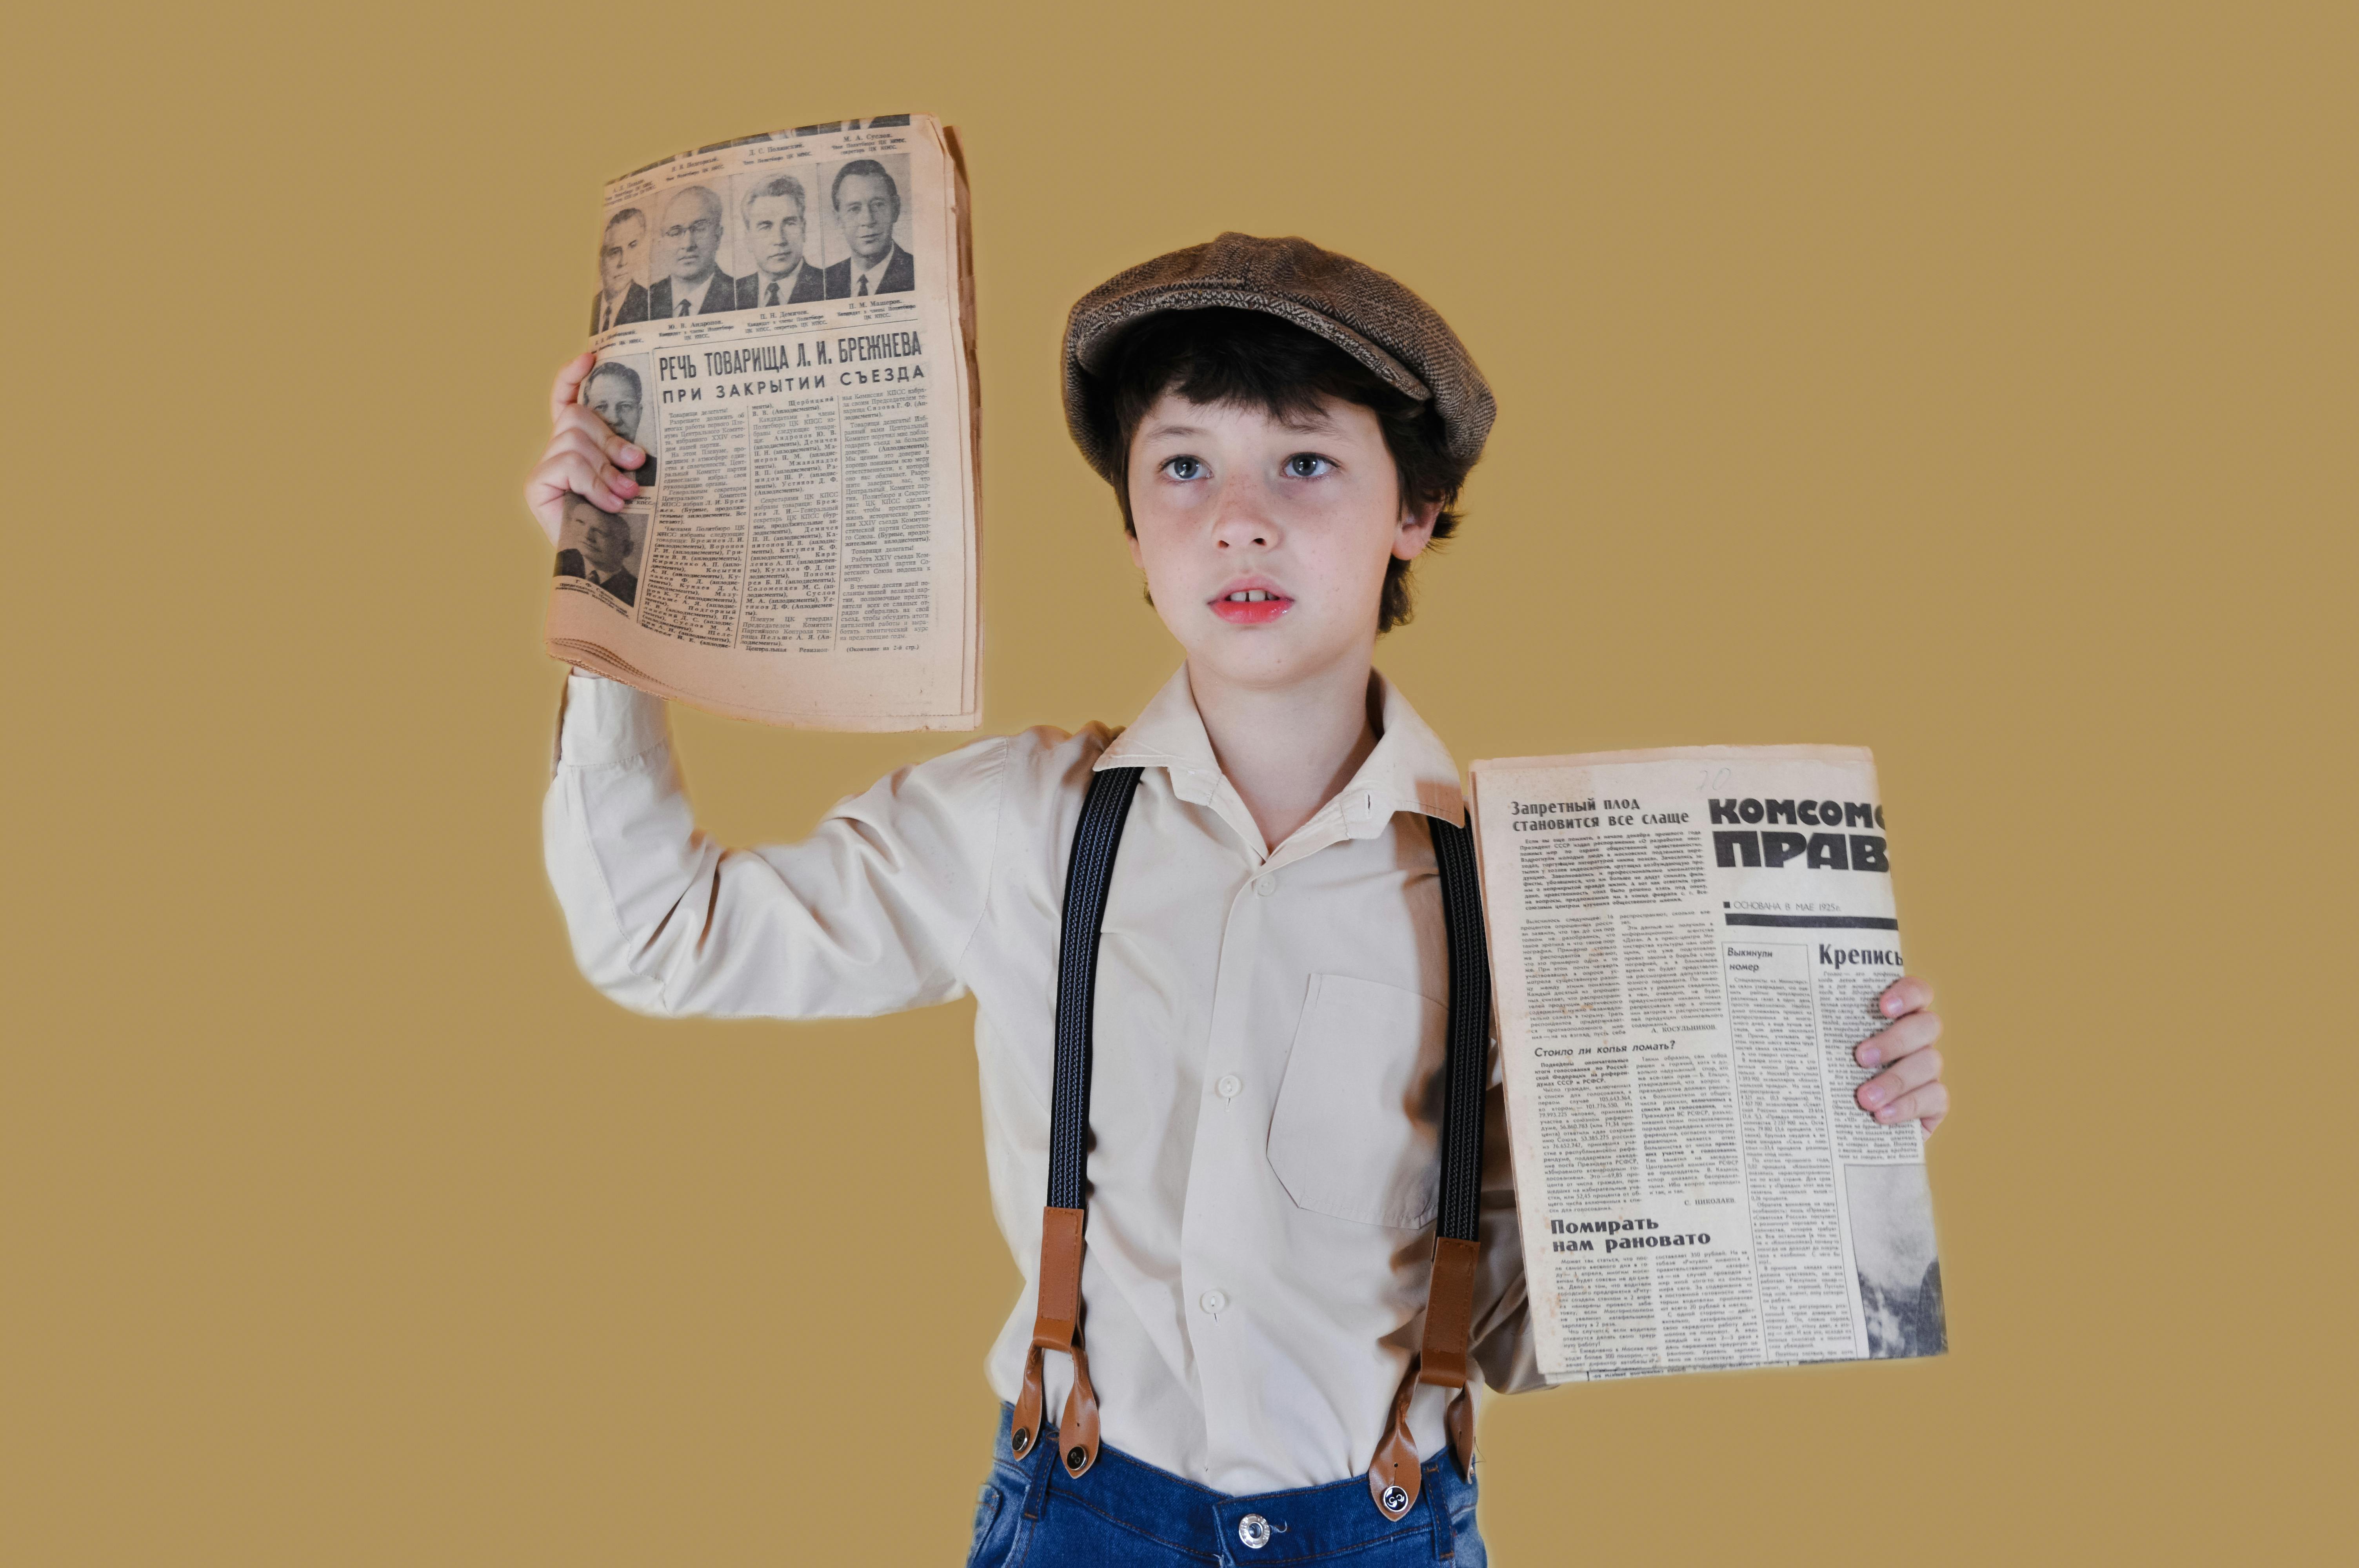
top-left (1226, 590), bottom-right (1272, 602)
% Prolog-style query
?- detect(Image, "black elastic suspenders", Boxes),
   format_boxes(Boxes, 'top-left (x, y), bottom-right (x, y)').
top-left (1009, 766), bottom-right (1146, 1482)
top-left (1010, 765), bottom-right (1493, 1523)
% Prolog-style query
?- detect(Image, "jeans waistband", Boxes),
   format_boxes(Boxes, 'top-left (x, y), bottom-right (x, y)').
top-left (988, 1402), bottom-right (1476, 1564)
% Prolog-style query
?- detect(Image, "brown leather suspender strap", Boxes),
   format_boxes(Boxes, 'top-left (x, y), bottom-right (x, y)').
top-left (1367, 814), bottom-right (1493, 1520)
top-left (1010, 766), bottom-right (1142, 1478)
top-left (1017, 782), bottom-right (1494, 1522)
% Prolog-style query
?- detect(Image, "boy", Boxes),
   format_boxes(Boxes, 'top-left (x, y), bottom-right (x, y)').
top-left (526, 234), bottom-right (1950, 1564)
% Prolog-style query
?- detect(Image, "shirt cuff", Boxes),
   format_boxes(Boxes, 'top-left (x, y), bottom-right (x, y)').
top-left (555, 670), bottom-right (669, 768)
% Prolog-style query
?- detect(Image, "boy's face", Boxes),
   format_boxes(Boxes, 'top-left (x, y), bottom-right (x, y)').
top-left (1125, 391), bottom-right (1438, 693)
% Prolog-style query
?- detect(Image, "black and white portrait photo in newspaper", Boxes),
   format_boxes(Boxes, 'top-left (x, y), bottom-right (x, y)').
top-left (820, 154), bottom-right (915, 298)
top-left (580, 356), bottom-right (655, 488)
top-left (590, 205), bottom-right (652, 334)
top-left (553, 496), bottom-right (646, 610)
top-left (647, 183), bottom-right (742, 318)
top-left (733, 171), bottom-right (827, 307)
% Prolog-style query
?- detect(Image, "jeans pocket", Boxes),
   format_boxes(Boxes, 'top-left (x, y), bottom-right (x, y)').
top-left (1447, 1501), bottom-right (1486, 1568)
top-left (965, 1482), bottom-right (1007, 1567)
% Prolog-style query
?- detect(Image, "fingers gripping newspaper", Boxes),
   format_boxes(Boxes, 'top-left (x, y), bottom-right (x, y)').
top-left (548, 116), bottom-right (980, 729)
top-left (1469, 747), bottom-right (1946, 1382)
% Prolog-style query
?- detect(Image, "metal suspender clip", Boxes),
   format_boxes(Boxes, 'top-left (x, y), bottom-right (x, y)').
top-left (1012, 1205), bottom-right (1100, 1473)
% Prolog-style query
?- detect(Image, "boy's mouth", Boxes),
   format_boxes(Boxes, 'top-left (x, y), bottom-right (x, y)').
top-left (1209, 582), bottom-right (1293, 626)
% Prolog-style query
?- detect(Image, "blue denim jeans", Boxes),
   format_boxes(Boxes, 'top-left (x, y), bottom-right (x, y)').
top-left (966, 1404), bottom-right (1486, 1566)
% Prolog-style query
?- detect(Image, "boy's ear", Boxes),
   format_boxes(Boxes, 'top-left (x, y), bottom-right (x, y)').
top-left (1392, 495), bottom-right (1443, 561)
top-left (1125, 527), bottom-right (1146, 572)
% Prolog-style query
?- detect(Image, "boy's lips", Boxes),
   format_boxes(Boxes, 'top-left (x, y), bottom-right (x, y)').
top-left (1209, 580), bottom-right (1293, 626)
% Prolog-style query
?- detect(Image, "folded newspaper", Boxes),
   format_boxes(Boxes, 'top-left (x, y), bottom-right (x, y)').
top-left (1469, 747), bottom-right (1946, 1381)
top-left (547, 115), bottom-right (980, 730)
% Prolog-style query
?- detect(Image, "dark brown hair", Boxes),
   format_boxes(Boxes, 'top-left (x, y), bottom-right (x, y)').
top-left (1080, 308), bottom-right (1470, 633)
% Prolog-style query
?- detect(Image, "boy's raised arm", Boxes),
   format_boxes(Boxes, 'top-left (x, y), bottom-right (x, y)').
top-left (528, 359), bottom-right (1004, 1024)
top-left (542, 673), bottom-right (1006, 1021)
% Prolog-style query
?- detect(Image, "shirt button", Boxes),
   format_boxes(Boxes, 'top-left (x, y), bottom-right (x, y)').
top-left (1215, 1073), bottom-right (1242, 1100)
top-left (1254, 873), bottom-right (1279, 897)
top-left (1199, 1289), bottom-right (1228, 1315)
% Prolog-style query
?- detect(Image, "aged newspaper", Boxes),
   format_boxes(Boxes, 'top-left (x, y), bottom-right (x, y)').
top-left (547, 115), bottom-right (980, 730)
top-left (1468, 747), bottom-right (1945, 1381)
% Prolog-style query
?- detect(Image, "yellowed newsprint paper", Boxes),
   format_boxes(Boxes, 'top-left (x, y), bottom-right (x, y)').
top-left (1468, 747), bottom-right (1945, 1382)
top-left (546, 114), bottom-right (980, 730)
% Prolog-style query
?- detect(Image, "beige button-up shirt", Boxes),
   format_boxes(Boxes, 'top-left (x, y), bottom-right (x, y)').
top-left (543, 666), bottom-right (1540, 1493)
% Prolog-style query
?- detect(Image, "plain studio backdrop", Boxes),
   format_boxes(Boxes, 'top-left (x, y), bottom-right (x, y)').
top-left (4, 4), bottom-right (2351, 1563)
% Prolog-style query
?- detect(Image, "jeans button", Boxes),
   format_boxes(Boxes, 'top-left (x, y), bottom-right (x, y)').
top-left (1238, 1513), bottom-right (1272, 1549)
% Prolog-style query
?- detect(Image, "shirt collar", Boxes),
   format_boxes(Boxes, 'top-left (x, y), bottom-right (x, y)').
top-left (1098, 665), bottom-right (1464, 853)
top-left (759, 260), bottom-right (806, 297)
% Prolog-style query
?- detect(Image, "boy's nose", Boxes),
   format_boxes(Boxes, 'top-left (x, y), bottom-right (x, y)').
top-left (1210, 483), bottom-right (1279, 549)
top-left (1213, 515), bottom-right (1270, 549)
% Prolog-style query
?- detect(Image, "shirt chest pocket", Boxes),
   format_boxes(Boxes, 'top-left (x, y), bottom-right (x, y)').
top-left (1266, 974), bottom-right (1448, 1230)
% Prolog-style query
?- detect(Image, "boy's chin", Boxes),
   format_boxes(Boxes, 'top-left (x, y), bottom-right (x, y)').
top-left (1180, 622), bottom-right (1360, 689)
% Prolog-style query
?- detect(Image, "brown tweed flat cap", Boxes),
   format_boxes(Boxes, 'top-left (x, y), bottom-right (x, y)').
top-left (1062, 232), bottom-right (1495, 485)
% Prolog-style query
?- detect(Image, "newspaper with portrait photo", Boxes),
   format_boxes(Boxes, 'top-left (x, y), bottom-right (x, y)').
top-left (551, 114), bottom-right (980, 729)
top-left (1468, 746), bottom-right (1947, 1381)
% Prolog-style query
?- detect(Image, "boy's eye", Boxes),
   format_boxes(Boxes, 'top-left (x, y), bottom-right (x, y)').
top-left (1283, 454), bottom-right (1334, 479)
top-left (1160, 456), bottom-right (1205, 481)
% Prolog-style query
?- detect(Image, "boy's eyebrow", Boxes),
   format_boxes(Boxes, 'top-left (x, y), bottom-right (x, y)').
top-left (1140, 407), bottom-right (1344, 442)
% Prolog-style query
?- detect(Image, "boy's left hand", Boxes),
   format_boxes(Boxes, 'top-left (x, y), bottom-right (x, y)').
top-left (1856, 978), bottom-right (1948, 1135)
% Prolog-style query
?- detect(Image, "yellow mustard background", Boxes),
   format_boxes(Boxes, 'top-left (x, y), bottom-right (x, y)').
top-left (7, 4), bottom-right (2352, 1562)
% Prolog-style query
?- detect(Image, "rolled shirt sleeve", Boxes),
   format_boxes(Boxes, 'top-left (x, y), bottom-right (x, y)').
top-left (1470, 1039), bottom-right (1546, 1394)
top-left (542, 672), bottom-right (1005, 1021)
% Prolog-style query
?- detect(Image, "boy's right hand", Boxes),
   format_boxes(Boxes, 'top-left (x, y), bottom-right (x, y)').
top-left (525, 352), bottom-right (645, 546)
